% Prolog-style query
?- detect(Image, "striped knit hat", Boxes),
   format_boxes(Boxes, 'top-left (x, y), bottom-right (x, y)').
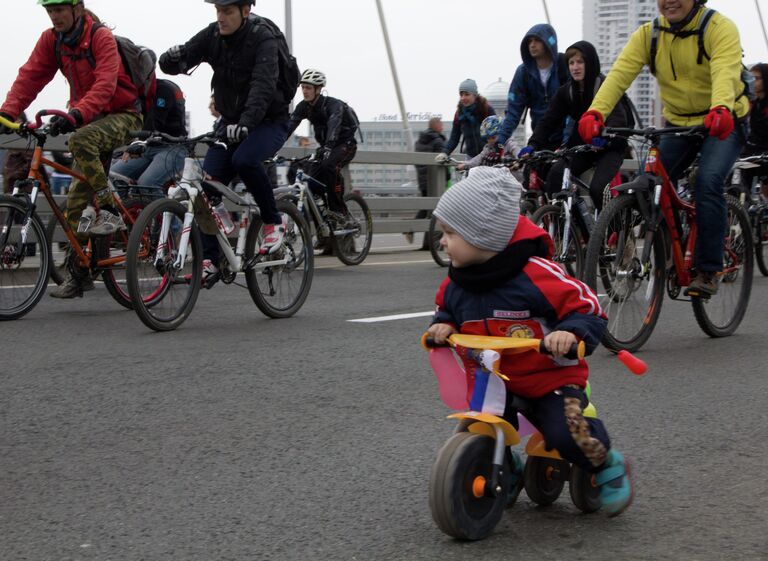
top-left (433, 167), bottom-right (520, 252)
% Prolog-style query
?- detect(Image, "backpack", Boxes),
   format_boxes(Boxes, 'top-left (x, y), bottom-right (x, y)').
top-left (251, 16), bottom-right (300, 105)
top-left (569, 75), bottom-right (641, 128)
top-left (649, 8), bottom-right (756, 115)
top-left (55, 24), bottom-right (157, 116)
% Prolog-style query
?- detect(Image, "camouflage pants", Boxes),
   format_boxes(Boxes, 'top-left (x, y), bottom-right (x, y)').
top-left (66, 112), bottom-right (143, 237)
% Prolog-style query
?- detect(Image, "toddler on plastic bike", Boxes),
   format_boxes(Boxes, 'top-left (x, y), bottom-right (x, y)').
top-left (424, 168), bottom-right (635, 538)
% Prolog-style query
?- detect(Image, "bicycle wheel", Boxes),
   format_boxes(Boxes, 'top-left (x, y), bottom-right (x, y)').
top-left (531, 204), bottom-right (585, 278)
top-left (692, 195), bottom-right (753, 337)
top-left (96, 201), bottom-right (145, 310)
top-left (330, 192), bottom-right (372, 265)
top-left (428, 214), bottom-right (450, 267)
top-left (0, 195), bottom-right (50, 320)
top-left (45, 199), bottom-right (68, 285)
top-left (245, 199), bottom-right (313, 318)
top-left (126, 198), bottom-right (202, 331)
top-left (583, 194), bottom-right (666, 352)
top-left (754, 209), bottom-right (768, 277)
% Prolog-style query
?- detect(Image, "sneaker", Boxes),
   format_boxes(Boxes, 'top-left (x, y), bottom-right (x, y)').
top-left (202, 259), bottom-right (219, 288)
top-left (596, 449), bottom-right (634, 517)
top-left (685, 271), bottom-right (719, 298)
top-left (89, 210), bottom-right (127, 236)
top-left (259, 221), bottom-right (285, 254)
top-left (505, 449), bottom-right (525, 508)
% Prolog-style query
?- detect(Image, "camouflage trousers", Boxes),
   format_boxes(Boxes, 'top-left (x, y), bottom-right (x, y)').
top-left (66, 112), bottom-right (143, 238)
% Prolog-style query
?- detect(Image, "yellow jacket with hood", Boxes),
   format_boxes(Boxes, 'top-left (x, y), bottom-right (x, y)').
top-left (589, 7), bottom-right (748, 126)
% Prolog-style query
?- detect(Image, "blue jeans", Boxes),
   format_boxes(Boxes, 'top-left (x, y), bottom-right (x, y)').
top-left (111, 145), bottom-right (185, 187)
top-left (657, 121), bottom-right (747, 272)
top-left (200, 121), bottom-right (289, 262)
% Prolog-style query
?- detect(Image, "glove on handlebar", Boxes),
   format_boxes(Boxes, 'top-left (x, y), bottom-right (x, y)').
top-left (704, 106), bottom-right (734, 141)
top-left (578, 110), bottom-right (604, 144)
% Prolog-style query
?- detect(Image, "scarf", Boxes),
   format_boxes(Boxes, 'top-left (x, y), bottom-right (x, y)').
top-left (458, 103), bottom-right (478, 125)
top-left (59, 16), bottom-right (85, 48)
top-left (449, 238), bottom-right (549, 293)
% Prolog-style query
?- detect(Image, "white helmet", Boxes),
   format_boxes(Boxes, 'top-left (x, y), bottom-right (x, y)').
top-left (300, 68), bottom-right (326, 87)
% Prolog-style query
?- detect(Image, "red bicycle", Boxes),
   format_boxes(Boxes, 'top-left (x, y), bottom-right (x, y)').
top-left (583, 126), bottom-right (753, 352)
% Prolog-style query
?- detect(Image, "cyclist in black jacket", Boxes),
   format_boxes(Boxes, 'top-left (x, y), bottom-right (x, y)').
top-left (159, 0), bottom-right (290, 275)
top-left (287, 68), bottom-right (358, 216)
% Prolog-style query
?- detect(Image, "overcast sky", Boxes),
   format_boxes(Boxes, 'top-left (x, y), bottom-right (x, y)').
top-left (1, 0), bottom-right (767, 134)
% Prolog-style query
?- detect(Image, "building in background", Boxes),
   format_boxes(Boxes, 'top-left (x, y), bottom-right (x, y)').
top-left (583, 0), bottom-right (662, 127)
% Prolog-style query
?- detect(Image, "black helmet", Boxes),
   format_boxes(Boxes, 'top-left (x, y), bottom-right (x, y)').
top-left (204, 0), bottom-right (254, 5)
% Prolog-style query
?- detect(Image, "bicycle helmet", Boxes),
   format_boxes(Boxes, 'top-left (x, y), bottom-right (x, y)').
top-left (204, 0), bottom-right (255, 5)
top-left (300, 68), bottom-right (326, 87)
top-left (38, 0), bottom-right (81, 5)
top-left (480, 115), bottom-right (502, 140)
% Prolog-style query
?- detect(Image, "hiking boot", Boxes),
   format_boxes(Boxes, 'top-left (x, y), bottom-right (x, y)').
top-left (596, 449), bottom-right (634, 517)
top-left (50, 271), bottom-right (92, 298)
top-left (505, 449), bottom-right (525, 508)
top-left (89, 210), bottom-right (127, 236)
top-left (259, 220), bottom-right (285, 255)
top-left (685, 271), bottom-right (719, 298)
top-left (202, 259), bottom-right (219, 289)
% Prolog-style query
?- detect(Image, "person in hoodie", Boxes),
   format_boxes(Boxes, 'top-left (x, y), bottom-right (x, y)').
top-left (426, 167), bottom-right (634, 517)
top-left (741, 63), bottom-right (768, 198)
top-left (0, 0), bottom-right (142, 299)
top-left (497, 24), bottom-right (569, 153)
top-left (520, 41), bottom-right (630, 212)
top-left (436, 79), bottom-right (495, 160)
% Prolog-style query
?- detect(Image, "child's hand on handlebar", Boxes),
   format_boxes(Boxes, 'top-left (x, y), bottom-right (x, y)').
top-left (543, 331), bottom-right (578, 358)
top-left (427, 323), bottom-right (457, 345)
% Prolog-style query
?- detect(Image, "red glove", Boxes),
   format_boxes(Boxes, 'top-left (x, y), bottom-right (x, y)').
top-left (703, 106), bottom-right (734, 141)
top-left (578, 110), bottom-right (605, 144)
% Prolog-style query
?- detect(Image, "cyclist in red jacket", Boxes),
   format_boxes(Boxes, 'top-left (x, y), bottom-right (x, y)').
top-left (0, 0), bottom-right (143, 298)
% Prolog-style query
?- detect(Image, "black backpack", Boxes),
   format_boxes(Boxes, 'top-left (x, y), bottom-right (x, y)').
top-left (55, 24), bottom-right (157, 116)
top-left (649, 8), bottom-right (755, 114)
top-left (251, 16), bottom-right (300, 105)
top-left (569, 75), bottom-right (641, 128)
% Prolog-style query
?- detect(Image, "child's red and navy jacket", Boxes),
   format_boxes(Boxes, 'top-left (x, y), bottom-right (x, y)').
top-left (431, 216), bottom-right (607, 399)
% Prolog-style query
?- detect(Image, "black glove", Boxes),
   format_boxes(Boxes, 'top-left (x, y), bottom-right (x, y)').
top-left (49, 109), bottom-right (82, 136)
top-left (320, 146), bottom-right (332, 161)
top-left (225, 124), bottom-right (248, 143)
top-left (166, 44), bottom-right (184, 63)
top-left (0, 111), bottom-right (15, 135)
top-left (481, 145), bottom-right (503, 166)
top-left (126, 143), bottom-right (147, 157)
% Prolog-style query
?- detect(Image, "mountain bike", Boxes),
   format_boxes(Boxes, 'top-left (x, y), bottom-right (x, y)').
top-left (0, 110), bottom-right (155, 319)
top-left (727, 153), bottom-right (768, 276)
top-left (273, 155), bottom-right (372, 265)
top-left (125, 131), bottom-right (313, 331)
top-left (583, 126), bottom-right (753, 352)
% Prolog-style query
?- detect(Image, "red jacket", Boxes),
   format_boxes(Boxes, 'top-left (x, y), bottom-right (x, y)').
top-left (1, 15), bottom-right (139, 124)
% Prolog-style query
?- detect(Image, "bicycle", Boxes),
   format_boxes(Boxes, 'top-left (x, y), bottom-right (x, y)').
top-left (528, 145), bottom-right (602, 278)
top-left (125, 131), bottom-right (313, 332)
top-left (583, 126), bottom-right (754, 352)
top-left (273, 155), bottom-right (372, 265)
top-left (0, 109), bottom-right (156, 319)
top-left (727, 153), bottom-right (768, 276)
top-left (422, 333), bottom-right (646, 540)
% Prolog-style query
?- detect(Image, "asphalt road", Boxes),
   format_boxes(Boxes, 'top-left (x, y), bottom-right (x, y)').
top-left (2, 235), bottom-right (768, 561)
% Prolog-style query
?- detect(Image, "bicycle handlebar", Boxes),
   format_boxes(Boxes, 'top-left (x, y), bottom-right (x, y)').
top-left (0, 109), bottom-right (75, 134)
top-left (603, 125), bottom-right (707, 139)
top-left (421, 334), bottom-right (585, 361)
top-left (128, 130), bottom-right (221, 146)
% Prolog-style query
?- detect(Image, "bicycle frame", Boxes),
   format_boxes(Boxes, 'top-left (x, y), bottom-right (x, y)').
top-left (551, 166), bottom-right (594, 263)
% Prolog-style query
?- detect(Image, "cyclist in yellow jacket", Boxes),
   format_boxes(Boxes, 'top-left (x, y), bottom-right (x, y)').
top-left (578, 0), bottom-right (749, 297)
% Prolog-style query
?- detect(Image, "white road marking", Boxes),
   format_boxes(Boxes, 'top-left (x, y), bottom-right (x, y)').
top-left (348, 310), bottom-right (434, 323)
top-left (317, 259), bottom-right (433, 269)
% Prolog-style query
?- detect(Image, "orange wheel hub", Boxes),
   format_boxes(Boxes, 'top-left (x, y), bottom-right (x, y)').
top-left (472, 476), bottom-right (487, 498)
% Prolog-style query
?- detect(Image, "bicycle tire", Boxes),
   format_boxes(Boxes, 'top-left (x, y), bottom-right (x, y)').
top-left (754, 212), bottom-right (768, 276)
top-left (0, 195), bottom-right (50, 320)
top-left (45, 199), bottom-right (68, 285)
top-left (691, 195), bottom-right (753, 337)
top-left (330, 192), bottom-right (372, 265)
top-left (531, 204), bottom-right (585, 278)
top-left (126, 198), bottom-right (202, 331)
top-left (245, 199), bottom-right (313, 318)
top-left (583, 193), bottom-right (666, 352)
top-left (428, 214), bottom-right (450, 267)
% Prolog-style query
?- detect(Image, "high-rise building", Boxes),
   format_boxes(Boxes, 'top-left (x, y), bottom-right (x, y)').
top-left (583, 0), bottom-right (662, 127)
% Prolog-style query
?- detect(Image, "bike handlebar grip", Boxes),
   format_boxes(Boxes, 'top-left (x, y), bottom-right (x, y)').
top-left (421, 333), bottom-right (449, 350)
top-left (130, 131), bottom-right (151, 140)
top-left (538, 340), bottom-right (586, 360)
top-left (617, 350), bottom-right (647, 375)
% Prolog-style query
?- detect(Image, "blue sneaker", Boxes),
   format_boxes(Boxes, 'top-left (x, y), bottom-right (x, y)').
top-left (596, 449), bottom-right (634, 517)
top-left (505, 449), bottom-right (525, 508)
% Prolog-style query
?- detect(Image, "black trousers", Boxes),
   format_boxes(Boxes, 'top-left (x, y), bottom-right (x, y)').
top-left (544, 149), bottom-right (625, 212)
top-left (309, 141), bottom-right (357, 212)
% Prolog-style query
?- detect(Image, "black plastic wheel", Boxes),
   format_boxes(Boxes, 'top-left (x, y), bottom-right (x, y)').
top-left (428, 214), bottom-right (450, 267)
top-left (245, 199), bottom-right (313, 318)
top-left (330, 192), bottom-right (372, 265)
top-left (0, 195), bottom-right (50, 320)
top-left (126, 198), bottom-right (202, 331)
top-left (692, 195), bottom-right (753, 337)
top-left (531, 203), bottom-right (585, 278)
top-left (429, 432), bottom-right (510, 540)
top-left (583, 194), bottom-right (666, 352)
top-left (569, 464), bottom-right (601, 513)
top-left (523, 455), bottom-right (567, 506)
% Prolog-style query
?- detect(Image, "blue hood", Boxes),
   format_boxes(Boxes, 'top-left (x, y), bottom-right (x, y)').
top-left (520, 23), bottom-right (559, 72)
